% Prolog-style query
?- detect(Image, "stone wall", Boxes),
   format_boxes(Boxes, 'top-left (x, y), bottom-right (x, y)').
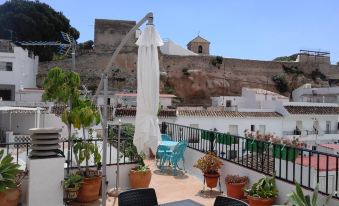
top-left (94, 19), bottom-right (137, 53)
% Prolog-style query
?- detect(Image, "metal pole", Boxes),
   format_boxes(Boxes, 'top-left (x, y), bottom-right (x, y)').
top-left (116, 119), bottom-right (121, 192)
top-left (101, 74), bottom-right (108, 206)
top-left (72, 41), bottom-right (76, 71)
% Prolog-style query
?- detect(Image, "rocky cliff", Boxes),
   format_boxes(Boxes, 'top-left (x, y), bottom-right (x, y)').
top-left (38, 51), bottom-right (338, 106)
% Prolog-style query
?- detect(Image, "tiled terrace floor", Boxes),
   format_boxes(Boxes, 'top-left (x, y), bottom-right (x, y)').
top-left (72, 160), bottom-right (221, 206)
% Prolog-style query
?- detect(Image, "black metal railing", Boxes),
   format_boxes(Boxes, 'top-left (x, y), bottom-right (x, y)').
top-left (163, 122), bottom-right (339, 199)
top-left (0, 138), bottom-right (137, 171)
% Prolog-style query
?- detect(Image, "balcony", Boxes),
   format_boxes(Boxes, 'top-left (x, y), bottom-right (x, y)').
top-left (2, 123), bottom-right (339, 205)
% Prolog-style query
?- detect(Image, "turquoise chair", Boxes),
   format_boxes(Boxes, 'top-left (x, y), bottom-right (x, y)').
top-left (156, 145), bottom-right (172, 167)
top-left (161, 134), bottom-right (172, 141)
top-left (160, 141), bottom-right (188, 176)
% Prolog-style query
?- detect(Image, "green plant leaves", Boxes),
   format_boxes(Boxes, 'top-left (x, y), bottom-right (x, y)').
top-left (0, 152), bottom-right (20, 192)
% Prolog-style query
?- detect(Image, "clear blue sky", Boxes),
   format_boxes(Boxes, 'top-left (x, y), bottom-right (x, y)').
top-left (3, 0), bottom-right (339, 63)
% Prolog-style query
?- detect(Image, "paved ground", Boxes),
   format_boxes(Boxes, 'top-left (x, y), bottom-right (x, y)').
top-left (72, 159), bottom-right (221, 206)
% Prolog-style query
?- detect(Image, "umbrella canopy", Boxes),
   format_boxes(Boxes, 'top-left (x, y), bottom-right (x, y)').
top-left (133, 24), bottom-right (163, 155)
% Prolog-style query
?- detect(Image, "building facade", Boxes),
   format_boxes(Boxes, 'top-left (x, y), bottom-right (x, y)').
top-left (0, 40), bottom-right (38, 101)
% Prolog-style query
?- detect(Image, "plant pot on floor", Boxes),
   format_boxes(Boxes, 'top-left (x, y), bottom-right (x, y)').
top-left (76, 175), bottom-right (102, 203)
top-left (129, 169), bottom-right (152, 189)
top-left (204, 173), bottom-right (220, 189)
top-left (226, 182), bottom-right (246, 199)
top-left (247, 196), bottom-right (275, 206)
top-left (0, 188), bottom-right (20, 206)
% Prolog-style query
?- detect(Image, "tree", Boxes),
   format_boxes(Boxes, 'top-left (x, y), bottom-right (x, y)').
top-left (0, 0), bottom-right (80, 61)
top-left (42, 67), bottom-right (80, 173)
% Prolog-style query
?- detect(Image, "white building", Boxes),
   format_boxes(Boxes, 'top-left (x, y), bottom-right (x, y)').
top-left (0, 40), bottom-right (39, 101)
top-left (160, 39), bottom-right (198, 56)
top-left (211, 87), bottom-right (289, 110)
top-left (292, 84), bottom-right (339, 103)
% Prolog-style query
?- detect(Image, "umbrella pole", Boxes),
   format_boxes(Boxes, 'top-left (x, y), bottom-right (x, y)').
top-left (101, 74), bottom-right (108, 206)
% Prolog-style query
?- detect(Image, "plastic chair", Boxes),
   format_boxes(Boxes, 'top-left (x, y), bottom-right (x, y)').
top-left (213, 196), bottom-right (249, 206)
top-left (160, 141), bottom-right (188, 175)
top-left (161, 134), bottom-right (172, 141)
top-left (118, 188), bottom-right (158, 206)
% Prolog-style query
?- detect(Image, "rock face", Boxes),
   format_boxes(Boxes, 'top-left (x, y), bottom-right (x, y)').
top-left (37, 18), bottom-right (339, 106)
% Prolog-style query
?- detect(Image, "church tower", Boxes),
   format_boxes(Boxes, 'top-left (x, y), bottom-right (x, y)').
top-left (187, 35), bottom-right (210, 55)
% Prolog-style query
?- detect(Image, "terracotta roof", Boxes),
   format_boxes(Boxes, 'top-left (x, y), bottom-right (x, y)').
top-left (115, 108), bottom-right (177, 118)
top-left (284, 106), bottom-right (339, 115)
top-left (115, 93), bottom-right (176, 98)
top-left (295, 155), bottom-right (339, 171)
top-left (319, 144), bottom-right (339, 150)
top-left (51, 105), bottom-right (115, 121)
top-left (177, 110), bottom-right (282, 118)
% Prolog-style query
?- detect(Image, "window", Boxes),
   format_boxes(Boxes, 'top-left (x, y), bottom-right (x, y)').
top-left (259, 125), bottom-right (266, 135)
top-left (229, 125), bottom-right (238, 135)
top-left (226, 100), bottom-right (232, 107)
top-left (0, 62), bottom-right (13, 71)
top-left (198, 45), bottom-right (203, 53)
top-left (107, 98), bottom-right (111, 105)
top-left (251, 125), bottom-right (255, 132)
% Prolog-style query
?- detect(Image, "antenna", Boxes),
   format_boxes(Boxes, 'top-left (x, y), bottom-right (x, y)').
top-left (17, 32), bottom-right (77, 71)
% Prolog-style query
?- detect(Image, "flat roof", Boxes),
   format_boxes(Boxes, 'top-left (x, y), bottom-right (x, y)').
top-left (295, 155), bottom-right (339, 171)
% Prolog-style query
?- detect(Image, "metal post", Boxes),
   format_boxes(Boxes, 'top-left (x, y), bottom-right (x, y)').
top-left (101, 74), bottom-right (108, 206)
top-left (116, 119), bottom-right (121, 192)
top-left (71, 41), bottom-right (76, 72)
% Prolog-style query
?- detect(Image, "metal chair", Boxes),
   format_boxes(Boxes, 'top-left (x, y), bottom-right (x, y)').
top-left (156, 145), bottom-right (172, 167)
top-left (160, 141), bottom-right (188, 175)
top-left (161, 134), bottom-right (172, 141)
top-left (213, 196), bottom-right (249, 206)
top-left (118, 188), bottom-right (158, 206)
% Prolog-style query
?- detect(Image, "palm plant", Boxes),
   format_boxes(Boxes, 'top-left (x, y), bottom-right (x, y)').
top-left (0, 150), bottom-right (20, 192)
top-left (287, 182), bottom-right (335, 206)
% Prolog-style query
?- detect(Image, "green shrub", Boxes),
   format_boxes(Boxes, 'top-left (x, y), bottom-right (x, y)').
top-left (311, 69), bottom-right (326, 81)
top-left (182, 68), bottom-right (189, 76)
top-left (211, 56), bottom-right (223, 66)
top-left (273, 54), bottom-right (298, 61)
top-left (272, 74), bottom-right (289, 92)
top-left (245, 175), bottom-right (278, 198)
top-left (282, 65), bottom-right (303, 75)
top-left (0, 150), bottom-right (20, 192)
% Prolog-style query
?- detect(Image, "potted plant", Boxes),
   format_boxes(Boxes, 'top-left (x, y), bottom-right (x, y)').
top-left (0, 150), bottom-right (21, 206)
top-left (245, 175), bottom-right (278, 206)
top-left (287, 182), bottom-right (335, 206)
top-left (64, 173), bottom-right (83, 201)
top-left (273, 137), bottom-right (303, 161)
top-left (225, 175), bottom-right (248, 200)
top-left (129, 153), bottom-right (151, 189)
top-left (194, 152), bottom-right (223, 189)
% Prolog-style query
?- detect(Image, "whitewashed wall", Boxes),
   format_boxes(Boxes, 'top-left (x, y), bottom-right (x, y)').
top-left (0, 46), bottom-right (38, 96)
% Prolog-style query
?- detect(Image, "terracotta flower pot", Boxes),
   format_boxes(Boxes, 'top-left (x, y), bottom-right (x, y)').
top-left (226, 182), bottom-right (246, 199)
top-left (0, 188), bottom-right (20, 206)
top-left (247, 195), bottom-right (275, 206)
top-left (204, 173), bottom-right (220, 189)
top-left (76, 175), bottom-right (102, 203)
top-left (129, 169), bottom-right (152, 189)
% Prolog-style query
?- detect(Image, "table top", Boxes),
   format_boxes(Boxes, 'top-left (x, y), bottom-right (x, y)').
top-left (160, 199), bottom-right (204, 206)
top-left (160, 140), bottom-right (178, 147)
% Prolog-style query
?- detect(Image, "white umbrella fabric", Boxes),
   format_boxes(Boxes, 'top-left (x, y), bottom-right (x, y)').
top-left (133, 24), bottom-right (163, 155)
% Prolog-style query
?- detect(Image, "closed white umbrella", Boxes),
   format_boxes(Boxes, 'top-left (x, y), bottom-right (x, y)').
top-left (133, 24), bottom-right (163, 155)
